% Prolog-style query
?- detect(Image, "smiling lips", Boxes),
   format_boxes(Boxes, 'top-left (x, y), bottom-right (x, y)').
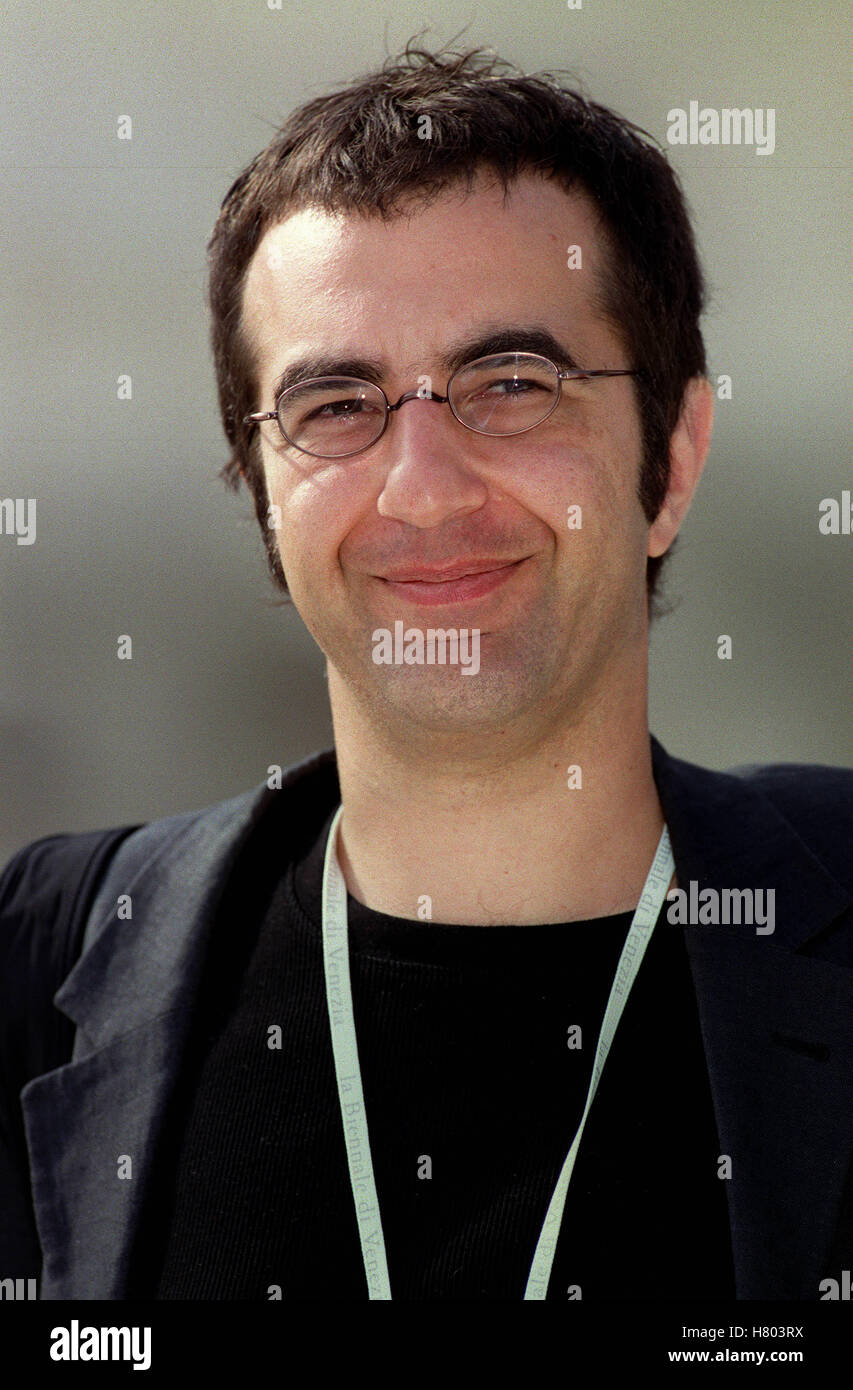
top-left (378, 557), bottom-right (526, 606)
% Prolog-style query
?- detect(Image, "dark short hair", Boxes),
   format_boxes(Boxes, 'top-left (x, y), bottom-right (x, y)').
top-left (208, 43), bottom-right (707, 615)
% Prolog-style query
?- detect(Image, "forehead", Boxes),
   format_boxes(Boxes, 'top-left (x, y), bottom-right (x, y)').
top-left (240, 172), bottom-right (615, 388)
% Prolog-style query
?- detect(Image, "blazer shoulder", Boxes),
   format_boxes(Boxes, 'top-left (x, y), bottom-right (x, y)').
top-left (0, 801), bottom-right (222, 1005)
top-left (0, 780), bottom-right (273, 931)
top-left (0, 825), bottom-right (141, 1098)
top-left (728, 757), bottom-right (853, 815)
top-left (727, 758), bottom-right (853, 888)
top-left (0, 826), bottom-right (141, 959)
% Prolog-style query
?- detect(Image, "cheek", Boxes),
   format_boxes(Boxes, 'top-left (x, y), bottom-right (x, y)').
top-left (262, 450), bottom-right (375, 584)
top-left (510, 442), bottom-right (635, 551)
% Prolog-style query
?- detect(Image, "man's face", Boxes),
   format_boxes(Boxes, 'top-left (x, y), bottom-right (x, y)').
top-left (241, 173), bottom-right (657, 735)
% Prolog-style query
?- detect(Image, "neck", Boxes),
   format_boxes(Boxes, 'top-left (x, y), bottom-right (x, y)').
top-left (326, 666), bottom-right (667, 926)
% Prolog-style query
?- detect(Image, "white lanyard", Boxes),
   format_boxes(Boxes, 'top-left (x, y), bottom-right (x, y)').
top-left (321, 804), bottom-right (674, 1300)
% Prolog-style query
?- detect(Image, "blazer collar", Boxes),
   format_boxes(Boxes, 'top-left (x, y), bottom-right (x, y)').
top-left (54, 734), bottom-right (852, 1054)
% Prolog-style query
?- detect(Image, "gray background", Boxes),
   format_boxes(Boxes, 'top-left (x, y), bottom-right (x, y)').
top-left (1, 0), bottom-right (850, 860)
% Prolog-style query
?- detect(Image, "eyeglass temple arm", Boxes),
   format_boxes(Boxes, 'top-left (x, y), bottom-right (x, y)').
top-left (557, 368), bottom-right (643, 380)
top-left (242, 411), bottom-right (275, 443)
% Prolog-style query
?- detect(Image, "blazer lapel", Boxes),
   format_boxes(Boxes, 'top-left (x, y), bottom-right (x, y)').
top-left (21, 782), bottom-right (275, 1298)
top-left (651, 737), bottom-right (853, 1298)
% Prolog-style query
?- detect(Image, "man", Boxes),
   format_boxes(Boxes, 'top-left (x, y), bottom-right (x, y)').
top-left (1, 45), bottom-right (851, 1302)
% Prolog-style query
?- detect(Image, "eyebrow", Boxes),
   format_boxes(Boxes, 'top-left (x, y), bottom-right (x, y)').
top-left (267, 324), bottom-right (585, 404)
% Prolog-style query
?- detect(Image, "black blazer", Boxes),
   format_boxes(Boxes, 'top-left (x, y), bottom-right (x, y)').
top-left (1, 736), bottom-right (851, 1299)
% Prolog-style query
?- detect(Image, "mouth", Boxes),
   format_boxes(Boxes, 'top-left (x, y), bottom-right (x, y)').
top-left (377, 557), bottom-right (528, 607)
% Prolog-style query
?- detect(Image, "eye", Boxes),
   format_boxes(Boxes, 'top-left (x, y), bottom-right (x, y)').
top-left (306, 397), bottom-right (371, 420)
top-left (480, 375), bottom-right (547, 397)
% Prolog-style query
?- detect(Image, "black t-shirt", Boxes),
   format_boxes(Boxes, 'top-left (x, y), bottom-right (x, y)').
top-left (134, 798), bottom-right (735, 1300)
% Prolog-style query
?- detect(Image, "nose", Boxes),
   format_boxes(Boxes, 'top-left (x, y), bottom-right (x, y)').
top-left (376, 393), bottom-right (489, 528)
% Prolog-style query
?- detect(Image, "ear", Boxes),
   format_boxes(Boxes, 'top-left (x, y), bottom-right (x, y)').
top-left (647, 375), bottom-right (714, 559)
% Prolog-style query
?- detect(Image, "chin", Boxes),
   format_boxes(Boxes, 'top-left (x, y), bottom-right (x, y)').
top-left (368, 660), bottom-right (557, 734)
